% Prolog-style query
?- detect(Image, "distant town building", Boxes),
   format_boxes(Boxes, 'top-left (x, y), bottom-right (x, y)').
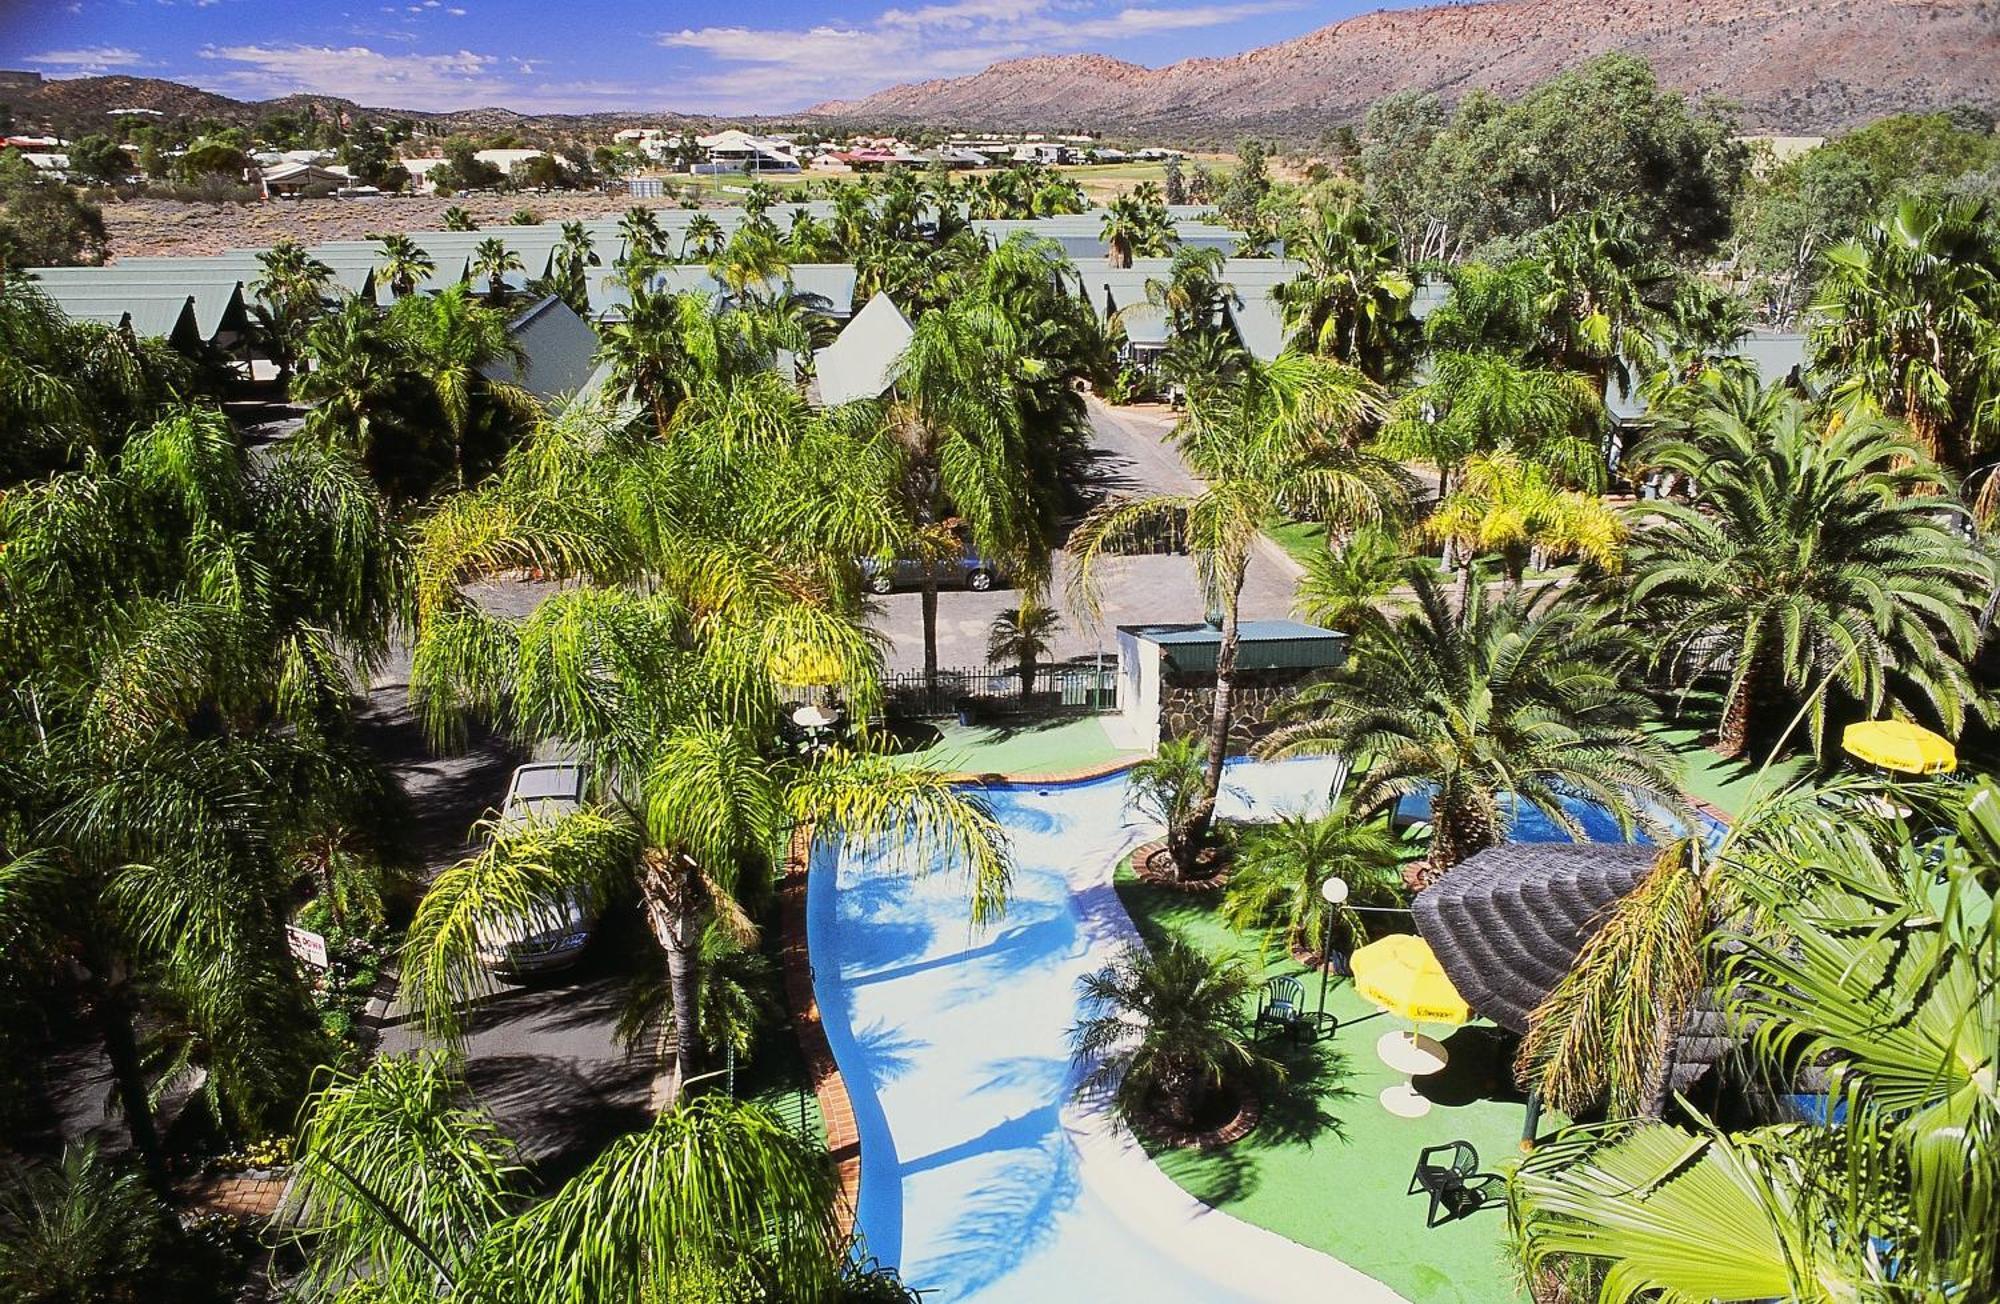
top-left (692, 129), bottom-right (799, 174)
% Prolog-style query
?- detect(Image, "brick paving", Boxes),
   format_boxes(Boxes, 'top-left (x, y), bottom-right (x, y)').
top-left (180, 1171), bottom-right (287, 1219)
top-left (778, 824), bottom-right (861, 1238)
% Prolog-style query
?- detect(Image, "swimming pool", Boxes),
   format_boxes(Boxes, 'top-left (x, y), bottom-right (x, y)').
top-left (807, 757), bottom-right (1404, 1303)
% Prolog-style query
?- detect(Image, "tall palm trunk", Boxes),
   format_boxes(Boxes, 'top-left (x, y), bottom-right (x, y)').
top-left (1180, 572), bottom-right (1245, 874)
top-left (638, 848), bottom-right (702, 1101)
top-left (83, 944), bottom-right (170, 1196)
top-left (1716, 645), bottom-right (1771, 760)
top-left (921, 571), bottom-right (941, 701)
top-left (1413, 790), bottom-right (1491, 890)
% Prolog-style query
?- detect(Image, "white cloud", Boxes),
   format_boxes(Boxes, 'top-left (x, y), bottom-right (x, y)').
top-left (195, 43), bottom-right (510, 108)
top-left (24, 46), bottom-right (149, 72)
top-left (658, 0), bottom-right (1299, 111)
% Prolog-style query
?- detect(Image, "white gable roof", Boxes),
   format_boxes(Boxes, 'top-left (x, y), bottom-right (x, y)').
top-left (814, 292), bottom-right (913, 406)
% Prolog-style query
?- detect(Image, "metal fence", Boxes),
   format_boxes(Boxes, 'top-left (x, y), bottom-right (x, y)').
top-left (877, 661), bottom-right (1120, 718)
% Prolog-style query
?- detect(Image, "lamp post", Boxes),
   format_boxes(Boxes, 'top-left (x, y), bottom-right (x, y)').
top-left (1316, 874), bottom-right (1349, 1033)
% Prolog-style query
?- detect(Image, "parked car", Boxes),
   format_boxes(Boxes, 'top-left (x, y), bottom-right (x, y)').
top-left (860, 551), bottom-right (1004, 594)
top-left (476, 761), bottom-right (599, 978)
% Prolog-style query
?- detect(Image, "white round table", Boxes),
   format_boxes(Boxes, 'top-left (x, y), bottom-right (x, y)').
top-left (1376, 1029), bottom-right (1448, 1118)
top-left (792, 704), bottom-right (839, 730)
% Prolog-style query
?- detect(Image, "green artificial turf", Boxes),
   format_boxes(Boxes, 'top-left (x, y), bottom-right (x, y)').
top-left (1117, 859), bottom-right (1538, 1304)
top-left (1648, 723), bottom-right (1817, 819)
top-left (888, 715), bottom-right (1143, 777)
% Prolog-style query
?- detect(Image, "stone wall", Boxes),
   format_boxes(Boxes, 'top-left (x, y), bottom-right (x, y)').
top-left (1157, 667), bottom-right (1323, 753)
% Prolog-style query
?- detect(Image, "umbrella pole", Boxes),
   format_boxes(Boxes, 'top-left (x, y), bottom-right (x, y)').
top-left (1520, 1091), bottom-right (1542, 1153)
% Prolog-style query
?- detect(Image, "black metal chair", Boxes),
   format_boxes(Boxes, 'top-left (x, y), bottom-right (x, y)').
top-left (1254, 975), bottom-right (1307, 1043)
top-left (1409, 1140), bottom-right (1506, 1227)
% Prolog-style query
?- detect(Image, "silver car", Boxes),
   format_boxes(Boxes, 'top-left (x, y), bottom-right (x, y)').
top-left (477, 762), bottom-right (599, 977)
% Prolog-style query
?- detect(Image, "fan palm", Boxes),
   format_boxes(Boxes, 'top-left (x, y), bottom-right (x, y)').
top-left (1810, 195), bottom-right (1999, 478)
top-left (1274, 199), bottom-right (1419, 385)
top-left (1070, 931), bottom-right (1277, 1131)
top-left (1071, 352), bottom-right (1399, 874)
top-left (1100, 192), bottom-right (1171, 269)
top-left (1261, 567), bottom-right (1681, 885)
top-left (373, 232), bottom-right (435, 300)
top-left (1222, 801), bottom-right (1402, 958)
top-left (442, 205), bottom-right (476, 232)
top-left (1626, 375), bottom-right (1990, 759)
top-left (617, 204), bottom-right (664, 264)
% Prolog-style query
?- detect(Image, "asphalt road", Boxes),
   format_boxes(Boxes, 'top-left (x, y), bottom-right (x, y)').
top-left (867, 400), bottom-right (1303, 671)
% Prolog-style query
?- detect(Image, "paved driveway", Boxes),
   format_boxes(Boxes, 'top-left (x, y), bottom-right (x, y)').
top-left (866, 400), bottom-right (1302, 672)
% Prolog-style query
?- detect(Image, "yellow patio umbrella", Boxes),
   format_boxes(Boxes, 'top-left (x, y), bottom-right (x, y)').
top-left (1350, 934), bottom-right (1471, 1027)
top-left (1350, 934), bottom-right (1470, 1118)
top-left (1841, 720), bottom-right (1957, 776)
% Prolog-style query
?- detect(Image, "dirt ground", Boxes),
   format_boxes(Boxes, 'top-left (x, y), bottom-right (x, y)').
top-left (99, 191), bottom-right (695, 260)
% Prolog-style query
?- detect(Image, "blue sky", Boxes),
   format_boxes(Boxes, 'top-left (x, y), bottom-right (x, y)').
top-left (0, 0), bottom-right (1419, 115)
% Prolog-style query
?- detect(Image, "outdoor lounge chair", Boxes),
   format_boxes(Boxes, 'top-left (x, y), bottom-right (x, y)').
top-left (1408, 1140), bottom-right (1506, 1227)
top-left (1255, 975), bottom-right (1307, 1042)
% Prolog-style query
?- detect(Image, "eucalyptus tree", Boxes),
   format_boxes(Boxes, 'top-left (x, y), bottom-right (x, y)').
top-left (372, 232), bottom-right (435, 300)
top-left (1071, 352), bottom-right (1399, 874)
top-left (281, 1051), bottom-right (917, 1301)
top-left (1261, 568), bottom-right (1681, 885)
top-left (404, 400), bottom-right (1009, 1096)
top-left (1626, 376), bottom-right (1990, 759)
top-left (1810, 195), bottom-right (1999, 481)
top-left (1274, 199), bottom-right (1420, 385)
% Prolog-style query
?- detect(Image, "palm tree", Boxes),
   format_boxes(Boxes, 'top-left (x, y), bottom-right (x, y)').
top-left (710, 221), bottom-right (789, 305)
top-left (1627, 375), bottom-right (1991, 759)
top-left (1071, 353), bottom-right (1398, 875)
top-left (0, 411), bottom-right (409, 1177)
top-left (1532, 209), bottom-right (1668, 398)
top-left (294, 298), bottom-right (408, 483)
top-left (618, 204), bottom-right (664, 265)
top-left (1099, 192), bottom-right (1171, 269)
top-left (250, 238), bottom-right (335, 381)
top-left (470, 235), bottom-right (523, 303)
top-left (1512, 781), bottom-right (2000, 1301)
top-left (0, 1145), bottom-right (188, 1300)
top-left (1145, 245), bottom-right (1238, 340)
top-left (1222, 802), bottom-right (1402, 958)
top-left (405, 404), bottom-right (1011, 1096)
top-left (681, 213), bottom-right (726, 263)
top-left (545, 220), bottom-right (598, 316)
top-left (1070, 931), bottom-right (1277, 1131)
top-left (1124, 737), bottom-right (1208, 880)
top-left (281, 1052), bottom-right (913, 1300)
top-left (442, 205), bottom-right (477, 232)
top-left (1377, 348), bottom-right (1608, 500)
top-left (1292, 523), bottom-right (1405, 634)
top-left (387, 284), bottom-right (536, 489)
top-left (1274, 199), bottom-right (1419, 384)
top-left (597, 286), bottom-right (699, 433)
top-left (986, 593), bottom-right (1061, 699)
top-left (373, 232), bottom-right (435, 300)
top-left (1810, 195), bottom-right (1999, 479)
top-left (1261, 568), bottom-right (1681, 886)
top-left (1424, 450), bottom-right (1626, 593)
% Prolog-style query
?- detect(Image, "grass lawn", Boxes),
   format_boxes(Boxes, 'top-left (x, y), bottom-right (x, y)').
top-left (1651, 723), bottom-right (1817, 818)
top-left (1117, 860), bottom-right (1538, 1304)
top-left (886, 715), bottom-right (1144, 777)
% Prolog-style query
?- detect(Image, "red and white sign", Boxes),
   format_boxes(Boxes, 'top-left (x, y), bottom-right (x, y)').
top-left (287, 925), bottom-right (329, 971)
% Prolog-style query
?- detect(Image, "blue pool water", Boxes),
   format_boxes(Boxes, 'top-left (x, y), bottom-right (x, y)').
top-left (808, 762), bottom-right (1715, 1301)
top-left (808, 757), bottom-right (1351, 1302)
top-left (1392, 790), bottom-right (1727, 847)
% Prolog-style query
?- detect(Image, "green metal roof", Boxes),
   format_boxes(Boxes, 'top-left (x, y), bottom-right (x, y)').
top-left (1120, 619), bottom-right (1347, 673)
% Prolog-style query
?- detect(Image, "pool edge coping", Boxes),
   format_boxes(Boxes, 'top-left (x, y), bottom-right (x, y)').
top-left (779, 822), bottom-right (863, 1242)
